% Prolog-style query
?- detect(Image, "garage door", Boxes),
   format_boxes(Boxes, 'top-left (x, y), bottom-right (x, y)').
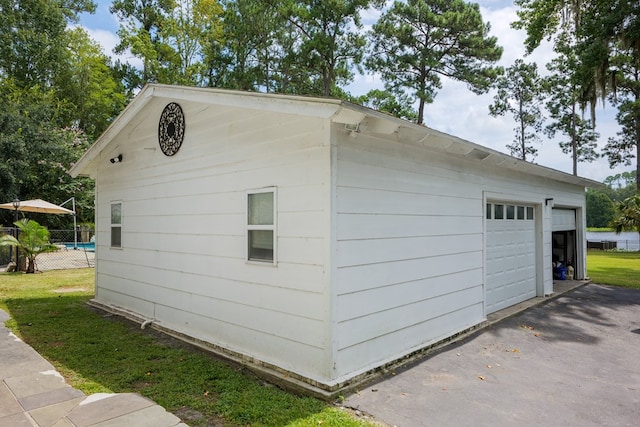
top-left (485, 202), bottom-right (537, 313)
top-left (552, 208), bottom-right (576, 231)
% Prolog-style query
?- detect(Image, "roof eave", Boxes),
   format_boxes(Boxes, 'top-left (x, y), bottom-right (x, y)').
top-left (331, 101), bottom-right (604, 189)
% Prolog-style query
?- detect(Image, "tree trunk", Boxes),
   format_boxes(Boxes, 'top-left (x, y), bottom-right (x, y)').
top-left (519, 98), bottom-right (527, 161)
top-left (571, 103), bottom-right (578, 175)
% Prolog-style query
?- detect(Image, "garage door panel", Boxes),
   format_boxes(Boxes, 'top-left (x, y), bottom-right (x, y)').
top-left (486, 202), bottom-right (537, 314)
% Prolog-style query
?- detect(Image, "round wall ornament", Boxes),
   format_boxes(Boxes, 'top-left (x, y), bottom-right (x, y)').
top-left (158, 102), bottom-right (185, 156)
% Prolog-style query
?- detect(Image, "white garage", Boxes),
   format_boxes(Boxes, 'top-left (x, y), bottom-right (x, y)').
top-left (485, 202), bottom-right (537, 313)
top-left (70, 84), bottom-right (599, 396)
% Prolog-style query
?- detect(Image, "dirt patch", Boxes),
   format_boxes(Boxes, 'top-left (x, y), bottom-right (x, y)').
top-left (173, 406), bottom-right (229, 427)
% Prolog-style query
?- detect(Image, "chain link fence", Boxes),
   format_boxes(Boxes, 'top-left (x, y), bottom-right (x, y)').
top-left (1, 227), bottom-right (95, 272)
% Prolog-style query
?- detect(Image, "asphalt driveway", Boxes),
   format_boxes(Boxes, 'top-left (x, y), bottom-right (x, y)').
top-left (345, 283), bottom-right (640, 427)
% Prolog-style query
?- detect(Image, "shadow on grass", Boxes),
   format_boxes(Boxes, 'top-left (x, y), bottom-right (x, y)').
top-left (4, 293), bottom-right (328, 427)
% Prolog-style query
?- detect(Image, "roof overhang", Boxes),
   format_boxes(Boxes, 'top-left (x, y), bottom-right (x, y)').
top-left (330, 100), bottom-right (603, 189)
top-left (70, 84), bottom-right (603, 189)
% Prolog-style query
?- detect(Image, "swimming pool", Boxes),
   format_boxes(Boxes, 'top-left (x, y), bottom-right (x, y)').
top-left (64, 242), bottom-right (95, 252)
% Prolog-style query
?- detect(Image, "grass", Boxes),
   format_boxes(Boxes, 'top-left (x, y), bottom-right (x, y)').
top-left (587, 250), bottom-right (640, 289)
top-left (0, 269), bottom-right (375, 427)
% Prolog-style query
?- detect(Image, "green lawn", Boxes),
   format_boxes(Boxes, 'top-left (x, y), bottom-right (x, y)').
top-left (587, 250), bottom-right (640, 289)
top-left (0, 269), bottom-right (375, 427)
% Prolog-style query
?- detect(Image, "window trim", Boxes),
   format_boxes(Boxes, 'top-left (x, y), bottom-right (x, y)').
top-left (246, 187), bottom-right (277, 264)
top-left (110, 201), bottom-right (122, 249)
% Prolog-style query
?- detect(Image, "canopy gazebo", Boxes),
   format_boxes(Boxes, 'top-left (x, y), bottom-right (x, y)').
top-left (0, 198), bottom-right (77, 269)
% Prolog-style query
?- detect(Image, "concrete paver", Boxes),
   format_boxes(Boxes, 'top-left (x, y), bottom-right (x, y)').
top-left (345, 283), bottom-right (640, 427)
top-left (0, 309), bottom-right (185, 427)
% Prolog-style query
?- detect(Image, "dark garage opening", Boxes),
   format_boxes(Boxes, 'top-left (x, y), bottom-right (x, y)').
top-left (553, 230), bottom-right (576, 280)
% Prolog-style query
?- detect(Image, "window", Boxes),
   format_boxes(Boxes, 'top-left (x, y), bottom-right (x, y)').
top-left (527, 206), bottom-right (534, 220)
top-left (489, 202), bottom-right (535, 221)
top-left (111, 202), bottom-right (122, 248)
top-left (247, 188), bottom-right (276, 263)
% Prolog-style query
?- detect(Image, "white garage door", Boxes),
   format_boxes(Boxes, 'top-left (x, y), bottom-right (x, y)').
top-left (485, 203), bottom-right (537, 314)
top-left (552, 208), bottom-right (576, 231)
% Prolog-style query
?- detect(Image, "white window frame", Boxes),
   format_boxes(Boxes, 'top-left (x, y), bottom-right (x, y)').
top-left (110, 201), bottom-right (122, 249)
top-left (246, 187), bottom-right (277, 264)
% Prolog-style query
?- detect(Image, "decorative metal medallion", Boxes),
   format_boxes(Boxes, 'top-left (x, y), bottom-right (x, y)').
top-left (158, 102), bottom-right (185, 156)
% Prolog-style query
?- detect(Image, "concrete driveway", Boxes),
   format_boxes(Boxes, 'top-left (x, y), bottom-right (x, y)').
top-left (345, 284), bottom-right (640, 427)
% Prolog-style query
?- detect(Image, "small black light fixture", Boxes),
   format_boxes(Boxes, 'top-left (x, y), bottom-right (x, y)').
top-left (110, 154), bottom-right (123, 164)
top-left (545, 198), bottom-right (554, 206)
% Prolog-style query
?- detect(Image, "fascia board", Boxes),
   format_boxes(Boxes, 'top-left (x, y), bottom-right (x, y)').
top-left (69, 86), bottom-right (155, 177)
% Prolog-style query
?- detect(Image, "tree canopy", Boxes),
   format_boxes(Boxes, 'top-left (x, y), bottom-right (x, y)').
top-left (366, 0), bottom-right (502, 124)
top-left (489, 59), bottom-right (544, 161)
top-left (513, 0), bottom-right (640, 190)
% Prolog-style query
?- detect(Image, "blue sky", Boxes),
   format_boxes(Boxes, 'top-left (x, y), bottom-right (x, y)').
top-left (77, 0), bottom-right (628, 183)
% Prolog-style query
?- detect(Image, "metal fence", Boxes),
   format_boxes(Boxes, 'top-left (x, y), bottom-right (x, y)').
top-left (1, 227), bottom-right (95, 272)
top-left (587, 240), bottom-right (640, 251)
top-left (586, 232), bottom-right (640, 252)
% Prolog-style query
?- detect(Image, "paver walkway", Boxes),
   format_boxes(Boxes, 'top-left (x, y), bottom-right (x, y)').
top-left (0, 309), bottom-right (186, 427)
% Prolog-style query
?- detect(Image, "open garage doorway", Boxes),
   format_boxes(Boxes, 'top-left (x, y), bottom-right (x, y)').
top-left (552, 208), bottom-right (578, 280)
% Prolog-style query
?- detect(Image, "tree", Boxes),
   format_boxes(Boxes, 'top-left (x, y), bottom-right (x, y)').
top-left (282, 0), bottom-right (379, 97)
top-left (544, 45), bottom-right (599, 175)
top-left (366, 0), bottom-right (502, 125)
top-left (610, 195), bottom-right (640, 248)
top-left (162, 0), bottom-right (224, 85)
top-left (208, 0), bottom-right (287, 91)
top-left (111, 0), bottom-right (175, 84)
top-left (0, 0), bottom-right (95, 89)
top-left (0, 219), bottom-right (58, 273)
top-left (355, 89), bottom-right (418, 122)
top-left (57, 28), bottom-right (128, 138)
top-left (0, 82), bottom-right (95, 227)
top-left (514, 0), bottom-right (640, 190)
top-left (586, 189), bottom-right (615, 228)
top-left (489, 60), bottom-right (545, 161)
top-left (603, 171), bottom-right (637, 192)
top-left (601, 42), bottom-right (640, 192)
top-left (512, 1), bottom-right (599, 110)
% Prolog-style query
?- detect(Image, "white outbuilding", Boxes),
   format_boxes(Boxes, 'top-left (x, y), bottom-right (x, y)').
top-left (70, 84), bottom-right (598, 397)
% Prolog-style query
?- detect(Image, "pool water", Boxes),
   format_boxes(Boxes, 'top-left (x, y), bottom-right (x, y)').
top-left (64, 242), bottom-right (95, 252)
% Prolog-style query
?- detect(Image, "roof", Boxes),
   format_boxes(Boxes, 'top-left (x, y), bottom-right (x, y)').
top-left (69, 84), bottom-right (603, 189)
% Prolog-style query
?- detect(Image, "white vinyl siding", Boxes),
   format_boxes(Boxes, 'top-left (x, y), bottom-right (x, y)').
top-left (93, 105), bottom-right (332, 383)
top-left (330, 131), bottom-right (587, 381)
top-left (333, 138), bottom-right (486, 379)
